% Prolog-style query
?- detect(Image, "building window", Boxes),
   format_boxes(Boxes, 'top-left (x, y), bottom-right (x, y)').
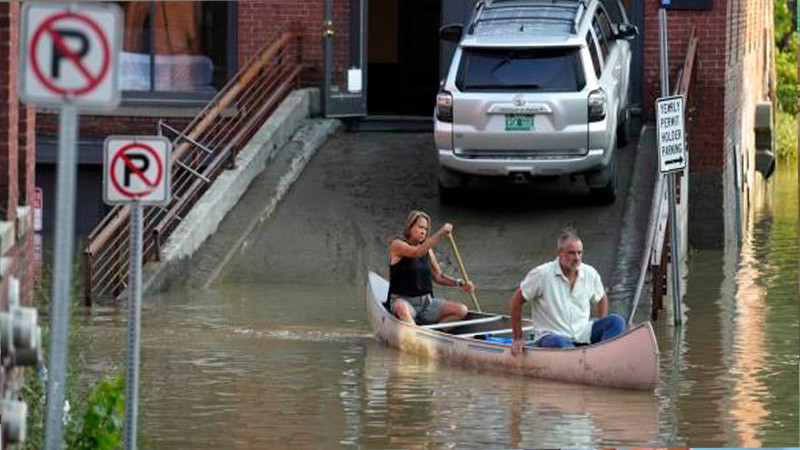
top-left (118, 2), bottom-right (234, 97)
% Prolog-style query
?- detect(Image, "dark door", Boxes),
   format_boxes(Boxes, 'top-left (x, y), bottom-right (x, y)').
top-left (367, 0), bottom-right (441, 115)
top-left (323, 0), bottom-right (368, 117)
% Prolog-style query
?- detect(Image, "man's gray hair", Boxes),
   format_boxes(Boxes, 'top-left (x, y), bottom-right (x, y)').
top-left (557, 228), bottom-right (581, 250)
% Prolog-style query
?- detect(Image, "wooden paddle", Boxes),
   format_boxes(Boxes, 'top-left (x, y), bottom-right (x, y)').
top-left (447, 233), bottom-right (482, 312)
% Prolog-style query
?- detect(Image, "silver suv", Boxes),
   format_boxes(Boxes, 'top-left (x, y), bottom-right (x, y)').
top-left (434, 0), bottom-right (637, 203)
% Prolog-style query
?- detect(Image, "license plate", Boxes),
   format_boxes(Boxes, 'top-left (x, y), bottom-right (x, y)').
top-left (505, 114), bottom-right (533, 131)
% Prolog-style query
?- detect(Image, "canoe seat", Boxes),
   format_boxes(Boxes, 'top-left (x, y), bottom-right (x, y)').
top-left (456, 325), bottom-right (533, 338)
top-left (422, 315), bottom-right (504, 330)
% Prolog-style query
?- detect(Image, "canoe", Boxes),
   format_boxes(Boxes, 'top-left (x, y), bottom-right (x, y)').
top-left (366, 272), bottom-right (660, 390)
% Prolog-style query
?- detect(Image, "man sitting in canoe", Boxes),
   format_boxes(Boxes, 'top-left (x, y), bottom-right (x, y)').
top-left (509, 228), bottom-right (626, 354)
top-left (387, 210), bottom-right (474, 325)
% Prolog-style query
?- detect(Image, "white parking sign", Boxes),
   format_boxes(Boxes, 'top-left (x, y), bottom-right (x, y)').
top-left (19, 2), bottom-right (122, 109)
top-left (104, 137), bottom-right (171, 205)
top-left (656, 95), bottom-right (687, 173)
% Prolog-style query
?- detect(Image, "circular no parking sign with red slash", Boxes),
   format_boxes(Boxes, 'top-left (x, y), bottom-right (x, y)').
top-left (19, 2), bottom-right (122, 109)
top-left (104, 137), bottom-right (172, 205)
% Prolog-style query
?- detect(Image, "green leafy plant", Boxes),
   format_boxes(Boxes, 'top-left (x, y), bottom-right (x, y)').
top-left (775, 0), bottom-right (798, 114)
top-left (68, 373), bottom-right (126, 450)
top-left (22, 248), bottom-right (127, 449)
top-left (775, 33), bottom-right (797, 114)
top-left (776, 110), bottom-right (798, 160)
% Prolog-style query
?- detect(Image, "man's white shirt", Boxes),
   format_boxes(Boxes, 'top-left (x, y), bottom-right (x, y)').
top-left (519, 258), bottom-right (605, 344)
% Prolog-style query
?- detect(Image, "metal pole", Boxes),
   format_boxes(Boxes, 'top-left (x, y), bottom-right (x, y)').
top-left (658, 6), bottom-right (683, 326)
top-left (124, 203), bottom-right (143, 450)
top-left (44, 105), bottom-right (79, 450)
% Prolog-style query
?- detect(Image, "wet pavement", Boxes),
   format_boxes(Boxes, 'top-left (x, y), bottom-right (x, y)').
top-left (214, 130), bottom-right (636, 298)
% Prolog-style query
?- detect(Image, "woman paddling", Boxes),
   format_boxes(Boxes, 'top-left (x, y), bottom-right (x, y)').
top-left (387, 210), bottom-right (474, 325)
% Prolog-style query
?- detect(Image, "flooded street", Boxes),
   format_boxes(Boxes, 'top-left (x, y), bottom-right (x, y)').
top-left (77, 142), bottom-right (797, 447)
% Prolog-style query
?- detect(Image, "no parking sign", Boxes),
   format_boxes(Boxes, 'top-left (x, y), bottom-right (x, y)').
top-left (19, 2), bottom-right (122, 108)
top-left (104, 136), bottom-right (172, 205)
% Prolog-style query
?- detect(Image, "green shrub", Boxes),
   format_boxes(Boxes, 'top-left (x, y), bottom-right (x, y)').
top-left (775, 33), bottom-right (797, 115)
top-left (68, 374), bottom-right (126, 450)
top-left (776, 110), bottom-right (798, 160)
top-left (22, 251), bottom-right (127, 449)
top-left (774, 0), bottom-right (798, 114)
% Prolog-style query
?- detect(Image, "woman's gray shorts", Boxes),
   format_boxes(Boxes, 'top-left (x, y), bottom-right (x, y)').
top-left (389, 293), bottom-right (445, 325)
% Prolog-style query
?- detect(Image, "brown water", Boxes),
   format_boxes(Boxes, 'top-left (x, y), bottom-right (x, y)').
top-left (78, 163), bottom-right (798, 448)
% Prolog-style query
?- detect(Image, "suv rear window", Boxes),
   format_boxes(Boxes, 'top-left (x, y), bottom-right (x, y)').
top-left (456, 47), bottom-right (585, 92)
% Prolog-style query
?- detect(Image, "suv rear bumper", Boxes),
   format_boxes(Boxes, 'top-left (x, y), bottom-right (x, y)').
top-left (437, 148), bottom-right (608, 177)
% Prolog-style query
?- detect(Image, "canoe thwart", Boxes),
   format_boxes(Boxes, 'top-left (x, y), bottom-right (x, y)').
top-left (456, 326), bottom-right (533, 338)
top-left (422, 315), bottom-right (504, 330)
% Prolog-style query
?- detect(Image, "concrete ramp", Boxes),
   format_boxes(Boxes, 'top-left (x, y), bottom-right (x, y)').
top-left (213, 130), bottom-right (638, 297)
top-left (179, 119), bottom-right (341, 289)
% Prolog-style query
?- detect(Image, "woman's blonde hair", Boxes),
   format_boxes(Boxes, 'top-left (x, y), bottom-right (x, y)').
top-left (403, 210), bottom-right (432, 239)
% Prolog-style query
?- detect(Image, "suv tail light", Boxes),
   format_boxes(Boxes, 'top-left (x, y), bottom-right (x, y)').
top-left (588, 89), bottom-right (607, 122)
top-left (436, 91), bottom-right (453, 122)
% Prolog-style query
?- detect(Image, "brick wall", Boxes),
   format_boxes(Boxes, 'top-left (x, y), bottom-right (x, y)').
top-left (36, 113), bottom-right (192, 141)
top-left (0, 0), bottom-right (37, 405)
top-left (0, 0), bottom-right (38, 302)
top-left (237, 0), bottom-right (350, 87)
top-left (0, 2), bottom-right (20, 223)
top-left (19, 103), bottom-right (35, 206)
top-left (642, 3), bottom-right (728, 174)
top-left (642, 0), bottom-right (773, 248)
top-left (640, 0), bottom-right (772, 177)
top-left (723, 0), bottom-right (773, 249)
top-left (35, 1), bottom-right (335, 144)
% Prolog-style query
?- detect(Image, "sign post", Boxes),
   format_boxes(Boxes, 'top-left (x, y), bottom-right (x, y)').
top-left (104, 136), bottom-right (171, 450)
top-left (657, 0), bottom-right (683, 326)
top-left (19, 3), bottom-right (122, 448)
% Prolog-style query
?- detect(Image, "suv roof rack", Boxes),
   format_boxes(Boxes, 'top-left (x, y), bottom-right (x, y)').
top-left (469, 0), bottom-right (589, 35)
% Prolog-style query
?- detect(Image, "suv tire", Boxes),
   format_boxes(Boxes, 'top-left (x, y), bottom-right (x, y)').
top-left (438, 166), bottom-right (466, 203)
top-left (589, 154), bottom-right (617, 205)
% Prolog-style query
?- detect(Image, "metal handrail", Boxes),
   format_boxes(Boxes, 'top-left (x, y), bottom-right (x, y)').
top-left (84, 27), bottom-right (305, 304)
top-left (628, 27), bottom-right (697, 324)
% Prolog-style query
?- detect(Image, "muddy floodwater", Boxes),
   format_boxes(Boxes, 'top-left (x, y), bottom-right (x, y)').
top-left (77, 155), bottom-right (797, 448)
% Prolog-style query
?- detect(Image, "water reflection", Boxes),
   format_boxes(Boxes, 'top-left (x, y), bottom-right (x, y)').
top-left (653, 164), bottom-right (799, 447)
top-left (729, 196), bottom-right (771, 447)
top-left (357, 342), bottom-right (659, 449)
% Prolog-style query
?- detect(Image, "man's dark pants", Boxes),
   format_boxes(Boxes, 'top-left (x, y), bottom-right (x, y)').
top-left (536, 314), bottom-right (626, 348)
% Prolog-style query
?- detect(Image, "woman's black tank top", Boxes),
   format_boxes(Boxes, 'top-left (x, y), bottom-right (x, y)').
top-left (388, 238), bottom-right (433, 298)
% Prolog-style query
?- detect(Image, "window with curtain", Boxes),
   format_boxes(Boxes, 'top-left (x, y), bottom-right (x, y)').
top-left (117, 1), bottom-right (232, 95)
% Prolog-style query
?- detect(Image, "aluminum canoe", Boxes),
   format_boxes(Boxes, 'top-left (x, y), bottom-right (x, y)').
top-left (366, 271), bottom-right (660, 390)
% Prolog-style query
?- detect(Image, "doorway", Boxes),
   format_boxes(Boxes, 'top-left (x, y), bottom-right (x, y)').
top-left (367, 0), bottom-right (441, 116)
